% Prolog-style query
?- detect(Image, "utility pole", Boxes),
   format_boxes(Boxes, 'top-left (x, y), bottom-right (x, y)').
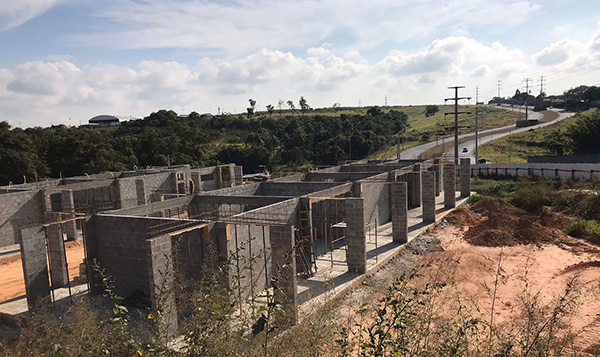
top-left (445, 86), bottom-right (471, 163)
top-left (475, 86), bottom-right (484, 163)
top-left (538, 76), bottom-right (546, 98)
top-left (523, 78), bottom-right (532, 120)
top-left (497, 80), bottom-right (502, 98)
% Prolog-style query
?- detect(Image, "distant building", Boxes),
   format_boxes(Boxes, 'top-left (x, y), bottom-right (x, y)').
top-left (88, 115), bottom-right (120, 126)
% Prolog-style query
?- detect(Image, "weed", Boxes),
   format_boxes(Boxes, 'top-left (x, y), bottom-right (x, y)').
top-left (567, 219), bottom-right (600, 243)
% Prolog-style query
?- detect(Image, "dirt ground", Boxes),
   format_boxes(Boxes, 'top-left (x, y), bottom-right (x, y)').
top-left (331, 198), bottom-right (600, 354)
top-left (0, 240), bottom-right (85, 303)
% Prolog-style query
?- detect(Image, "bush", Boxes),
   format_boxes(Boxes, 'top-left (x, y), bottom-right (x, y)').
top-left (567, 219), bottom-right (600, 243)
top-left (511, 183), bottom-right (554, 213)
top-left (467, 193), bottom-right (484, 204)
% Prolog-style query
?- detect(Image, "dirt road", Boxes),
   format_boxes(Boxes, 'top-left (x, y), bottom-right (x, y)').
top-left (0, 241), bottom-right (84, 302)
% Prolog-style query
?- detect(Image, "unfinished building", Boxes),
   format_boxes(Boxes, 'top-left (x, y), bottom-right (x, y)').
top-left (5, 158), bottom-right (473, 339)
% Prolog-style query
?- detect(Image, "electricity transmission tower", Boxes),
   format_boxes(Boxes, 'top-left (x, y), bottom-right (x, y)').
top-left (475, 86), bottom-right (484, 163)
top-left (538, 76), bottom-right (546, 98)
top-left (445, 86), bottom-right (471, 163)
top-left (497, 80), bottom-right (502, 98)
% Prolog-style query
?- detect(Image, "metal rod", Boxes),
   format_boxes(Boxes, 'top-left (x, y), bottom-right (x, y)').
top-left (233, 224), bottom-right (242, 316)
top-left (375, 219), bottom-right (378, 264)
top-left (248, 225), bottom-right (255, 309)
top-left (60, 223), bottom-right (73, 302)
top-left (262, 226), bottom-right (269, 288)
top-left (43, 226), bottom-right (56, 308)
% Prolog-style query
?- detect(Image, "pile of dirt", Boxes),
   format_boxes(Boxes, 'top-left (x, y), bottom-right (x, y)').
top-left (459, 198), bottom-right (564, 247)
top-left (445, 208), bottom-right (481, 227)
top-left (471, 197), bottom-right (528, 216)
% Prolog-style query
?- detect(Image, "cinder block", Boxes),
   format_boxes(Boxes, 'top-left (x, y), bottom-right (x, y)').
top-left (391, 182), bottom-right (408, 244)
top-left (460, 158), bottom-right (471, 197)
top-left (422, 171), bottom-right (436, 222)
top-left (443, 163), bottom-right (456, 209)
top-left (345, 198), bottom-right (366, 274)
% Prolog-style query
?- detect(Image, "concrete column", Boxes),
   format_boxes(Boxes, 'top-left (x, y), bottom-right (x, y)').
top-left (19, 227), bottom-right (51, 310)
top-left (61, 190), bottom-right (77, 241)
top-left (345, 197), bottom-right (366, 274)
top-left (270, 225), bottom-right (298, 325)
top-left (460, 158), bottom-right (471, 197)
top-left (422, 171), bottom-right (436, 223)
top-left (135, 179), bottom-right (146, 205)
top-left (391, 182), bottom-right (408, 244)
top-left (233, 165), bottom-right (244, 186)
top-left (429, 165), bottom-right (441, 196)
top-left (443, 163), bottom-right (456, 209)
top-left (45, 221), bottom-right (69, 287)
top-left (406, 172), bottom-right (421, 208)
top-left (147, 235), bottom-right (178, 342)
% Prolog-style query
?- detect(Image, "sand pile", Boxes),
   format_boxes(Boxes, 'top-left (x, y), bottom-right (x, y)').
top-left (445, 208), bottom-right (481, 226)
top-left (471, 197), bottom-right (528, 216)
top-left (447, 198), bottom-right (564, 247)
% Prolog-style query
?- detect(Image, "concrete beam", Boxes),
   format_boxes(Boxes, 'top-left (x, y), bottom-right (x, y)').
top-left (193, 195), bottom-right (293, 206)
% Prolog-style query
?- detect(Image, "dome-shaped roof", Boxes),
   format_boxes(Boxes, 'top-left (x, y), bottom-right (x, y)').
top-left (89, 115), bottom-right (119, 123)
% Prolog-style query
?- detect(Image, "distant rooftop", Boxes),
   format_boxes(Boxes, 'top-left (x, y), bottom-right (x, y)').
top-left (89, 115), bottom-right (119, 124)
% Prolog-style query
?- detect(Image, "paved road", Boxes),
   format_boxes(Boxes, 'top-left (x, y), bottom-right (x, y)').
top-left (445, 108), bottom-right (575, 163)
top-left (394, 106), bottom-right (573, 162)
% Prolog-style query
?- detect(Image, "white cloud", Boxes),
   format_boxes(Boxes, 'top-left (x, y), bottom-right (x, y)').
top-left (0, 0), bottom-right (63, 31)
top-left (67, 0), bottom-right (542, 56)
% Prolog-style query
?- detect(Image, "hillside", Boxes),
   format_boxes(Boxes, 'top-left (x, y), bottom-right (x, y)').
top-left (0, 105), bottom-right (517, 185)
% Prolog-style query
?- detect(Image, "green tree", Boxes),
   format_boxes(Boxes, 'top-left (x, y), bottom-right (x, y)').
top-left (299, 96), bottom-right (309, 116)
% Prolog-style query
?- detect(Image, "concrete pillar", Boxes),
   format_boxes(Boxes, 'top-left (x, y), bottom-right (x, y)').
top-left (45, 222), bottom-right (69, 287)
top-left (429, 165), bottom-right (441, 196)
top-left (19, 227), bottom-right (51, 310)
top-left (60, 190), bottom-right (77, 241)
top-left (135, 179), bottom-right (146, 205)
top-left (391, 182), bottom-right (408, 244)
top-left (422, 171), bottom-right (436, 223)
top-left (269, 225), bottom-right (298, 325)
top-left (147, 235), bottom-right (178, 342)
top-left (233, 165), bottom-right (244, 186)
top-left (345, 198), bottom-right (366, 274)
top-left (460, 158), bottom-right (471, 197)
top-left (406, 172), bottom-right (421, 208)
top-left (413, 163), bottom-right (421, 172)
top-left (443, 163), bottom-right (456, 209)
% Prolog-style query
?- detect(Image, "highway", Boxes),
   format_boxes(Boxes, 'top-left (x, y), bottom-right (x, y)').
top-left (395, 106), bottom-right (574, 162)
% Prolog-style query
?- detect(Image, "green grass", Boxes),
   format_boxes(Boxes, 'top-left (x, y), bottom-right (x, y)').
top-left (478, 114), bottom-right (577, 163)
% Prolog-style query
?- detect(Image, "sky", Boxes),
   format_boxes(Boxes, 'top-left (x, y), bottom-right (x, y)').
top-left (1, 0), bottom-right (600, 128)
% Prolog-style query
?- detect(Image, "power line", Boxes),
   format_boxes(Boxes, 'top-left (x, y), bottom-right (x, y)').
top-left (538, 76), bottom-right (546, 97)
top-left (444, 86), bottom-right (471, 163)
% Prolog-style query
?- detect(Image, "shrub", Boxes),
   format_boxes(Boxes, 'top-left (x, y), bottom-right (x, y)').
top-left (467, 193), bottom-right (484, 204)
top-left (567, 219), bottom-right (600, 243)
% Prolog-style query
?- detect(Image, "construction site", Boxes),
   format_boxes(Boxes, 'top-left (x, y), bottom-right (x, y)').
top-left (0, 157), bottom-right (473, 337)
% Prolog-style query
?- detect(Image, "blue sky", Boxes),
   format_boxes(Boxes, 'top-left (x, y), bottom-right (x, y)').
top-left (1, 0), bottom-right (600, 127)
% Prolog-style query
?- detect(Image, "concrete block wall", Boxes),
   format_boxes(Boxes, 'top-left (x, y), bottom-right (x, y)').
top-left (0, 190), bottom-right (44, 247)
top-left (399, 172), bottom-right (421, 208)
top-left (116, 178), bottom-right (139, 209)
top-left (429, 164), bottom-right (441, 196)
top-left (390, 182), bottom-right (408, 244)
top-left (361, 180), bottom-right (391, 229)
top-left (422, 171), bottom-right (436, 222)
top-left (255, 182), bottom-right (342, 197)
top-left (19, 226), bottom-right (51, 309)
top-left (443, 163), bottom-right (456, 209)
top-left (269, 225), bottom-right (297, 325)
top-left (61, 190), bottom-right (77, 240)
top-left (45, 219), bottom-right (69, 287)
top-left (146, 234), bottom-right (178, 340)
top-left (345, 197), bottom-right (366, 274)
top-left (86, 215), bottom-right (176, 298)
top-left (227, 223), bottom-right (272, 300)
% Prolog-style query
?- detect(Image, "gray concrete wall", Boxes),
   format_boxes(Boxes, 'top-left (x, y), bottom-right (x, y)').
top-left (19, 226), bottom-right (51, 309)
top-left (0, 190), bottom-right (45, 247)
top-left (86, 215), bottom-right (178, 298)
top-left (255, 182), bottom-right (342, 196)
top-left (528, 154), bottom-right (600, 164)
top-left (472, 163), bottom-right (600, 181)
top-left (361, 178), bottom-right (391, 228)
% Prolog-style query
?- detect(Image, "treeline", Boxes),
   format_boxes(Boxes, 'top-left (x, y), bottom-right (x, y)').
top-left (545, 108), bottom-right (600, 156)
top-left (489, 85), bottom-right (600, 112)
top-left (0, 108), bottom-right (408, 184)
